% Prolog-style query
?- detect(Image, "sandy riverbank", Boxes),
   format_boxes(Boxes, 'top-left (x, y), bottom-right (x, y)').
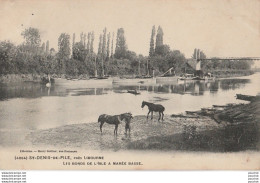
top-left (26, 111), bottom-right (259, 152)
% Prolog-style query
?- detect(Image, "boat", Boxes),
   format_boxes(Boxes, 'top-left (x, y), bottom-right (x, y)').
top-left (112, 77), bottom-right (156, 85)
top-left (127, 90), bottom-right (141, 95)
top-left (178, 74), bottom-right (194, 81)
top-left (155, 67), bottom-right (179, 84)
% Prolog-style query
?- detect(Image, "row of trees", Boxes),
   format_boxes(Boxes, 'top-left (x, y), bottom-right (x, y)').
top-left (0, 26), bottom-right (253, 77)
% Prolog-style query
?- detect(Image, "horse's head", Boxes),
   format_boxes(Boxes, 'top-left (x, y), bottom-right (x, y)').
top-left (141, 101), bottom-right (146, 108)
top-left (120, 112), bottom-right (133, 121)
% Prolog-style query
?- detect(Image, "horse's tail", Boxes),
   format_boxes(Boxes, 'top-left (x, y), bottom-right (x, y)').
top-left (98, 114), bottom-right (104, 123)
top-left (98, 114), bottom-right (108, 123)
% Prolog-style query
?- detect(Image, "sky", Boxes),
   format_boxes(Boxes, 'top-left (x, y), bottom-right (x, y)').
top-left (0, 0), bottom-right (260, 59)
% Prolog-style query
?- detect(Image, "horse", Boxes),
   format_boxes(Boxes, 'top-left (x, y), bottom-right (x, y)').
top-left (98, 113), bottom-right (133, 135)
top-left (141, 101), bottom-right (165, 121)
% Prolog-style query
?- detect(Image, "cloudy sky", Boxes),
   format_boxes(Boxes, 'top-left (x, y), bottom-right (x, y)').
top-left (0, 0), bottom-right (260, 58)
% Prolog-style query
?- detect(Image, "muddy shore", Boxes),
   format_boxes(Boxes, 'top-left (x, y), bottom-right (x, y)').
top-left (26, 97), bottom-right (259, 152)
top-left (0, 96), bottom-right (258, 152)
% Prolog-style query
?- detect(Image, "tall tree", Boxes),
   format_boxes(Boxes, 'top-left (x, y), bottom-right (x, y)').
top-left (80, 32), bottom-right (84, 44)
top-left (41, 42), bottom-right (45, 52)
top-left (155, 26), bottom-right (164, 54)
top-left (46, 40), bottom-right (49, 53)
top-left (83, 33), bottom-right (86, 48)
top-left (102, 28), bottom-right (107, 60)
top-left (114, 28), bottom-right (127, 59)
top-left (72, 33), bottom-right (75, 49)
top-left (90, 32), bottom-right (94, 54)
top-left (87, 32), bottom-right (91, 53)
top-left (110, 32), bottom-right (114, 58)
top-left (58, 33), bottom-right (71, 73)
top-left (149, 25), bottom-right (156, 57)
top-left (106, 32), bottom-right (111, 60)
top-left (21, 27), bottom-right (41, 47)
top-left (98, 34), bottom-right (102, 56)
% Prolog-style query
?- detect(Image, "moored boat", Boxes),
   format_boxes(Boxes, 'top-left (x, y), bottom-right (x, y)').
top-left (156, 76), bottom-right (179, 84)
top-left (112, 77), bottom-right (156, 85)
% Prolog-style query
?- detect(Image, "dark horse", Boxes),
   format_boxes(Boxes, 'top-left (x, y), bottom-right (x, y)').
top-left (141, 101), bottom-right (165, 121)
top-left (98, 113), bottom-right (133, 135)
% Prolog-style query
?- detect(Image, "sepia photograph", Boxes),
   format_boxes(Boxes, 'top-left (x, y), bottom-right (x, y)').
top-left (0, 0), bottom-right (259, 170)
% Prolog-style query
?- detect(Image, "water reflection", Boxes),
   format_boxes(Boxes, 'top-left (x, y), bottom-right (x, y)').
top-left (0, 78), bottom-right (251, 100)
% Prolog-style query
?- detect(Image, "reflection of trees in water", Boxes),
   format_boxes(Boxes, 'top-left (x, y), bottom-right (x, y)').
top-left (0, 82), bottom-right (56, 100)
top-left (219, 79), bottom-right (250, 91)
top-left (0, 78), bottom-right (251, 100)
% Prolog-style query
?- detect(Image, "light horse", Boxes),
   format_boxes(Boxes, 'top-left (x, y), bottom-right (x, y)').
top-left (141, 101), bottom-right (165, 121)
top-left (98, 113), bottom-right (133, 135)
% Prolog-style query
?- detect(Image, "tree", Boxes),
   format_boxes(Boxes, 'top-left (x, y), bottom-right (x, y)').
top-left (110, 32), bottom-right (114, 58)
top-left (90, 32), bottom-right (94, 54)
top-left (41, 42), bottom-right (45, 52)
top-left (0, 41), bottom-right (16, 74)
top-left (72, 42), bottom-right (86, 62)
top-left (102, 28), bottom-right (107, 60)
top-left (149, 25), bottom-right (156, 57)
top-left (83, 33), bottom-right (86, 47)
top-left (72, 33), bottom-right (75, 49)
top-left (21, 27), bottom-right (41, 47)
top-left (106, 32), bottom-right (111, 60)
top-left (58, 33), bottom-right (71, 73)
top-left (80, 32), bottom-right (84, 44)
top-left (114, 28), bottom-right (127, 59)
top-left (98, 34), bottom-right (102, 56)
top-left (154, 45), bottom-right (170, 56)
top-left (87, 32), bottom-right (91, 53)
top-left (192, 48), bottom-right (206, 59)
top-left (155, 26), bottom-right (163, 54)
top-left (46, 40), bottom-right (49, 53)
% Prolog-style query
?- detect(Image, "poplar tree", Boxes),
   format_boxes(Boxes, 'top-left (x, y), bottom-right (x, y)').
top-left (41, 42), bottom-right (45, 52)
top-left (110, 32), bottom-right (114, 58)
top-left (102, 28), bottom-right (107, 60)
top-left (90, 32), bottom-right (94, 54)
top-left (106, 32), bottom-right (111, 60)
top-left (98, 34), bottom-right (102, 56)
top-left (149, 25), bottom-right (156, 57)
top-left (87, 32), bottom-right (91, 53)
top-left (114, 28), bottom-right (127, 59)
top-left (155, 26), bottom-right (164, 54)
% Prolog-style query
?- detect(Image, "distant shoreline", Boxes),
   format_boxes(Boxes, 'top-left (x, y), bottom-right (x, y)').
top-left (0, 70), bottom-right (255, 83)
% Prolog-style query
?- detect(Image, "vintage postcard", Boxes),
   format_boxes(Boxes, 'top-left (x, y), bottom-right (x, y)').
top-left (0, 0), bottom-right (259, 170)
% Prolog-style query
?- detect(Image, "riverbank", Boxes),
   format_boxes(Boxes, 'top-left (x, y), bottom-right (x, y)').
top-left (27, 98), bottom-right (259, 152)
top-left (0, 74), bottom-right (42, 83)
top-left (0, 70), bottom-right (255, 83)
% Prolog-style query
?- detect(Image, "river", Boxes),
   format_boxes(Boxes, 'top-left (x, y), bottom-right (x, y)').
top-left (0, 73), bottom-right (259, 131)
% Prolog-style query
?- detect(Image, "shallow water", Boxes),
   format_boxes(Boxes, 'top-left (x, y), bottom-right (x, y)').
top-left (0, 73), bottom-right (259, 130)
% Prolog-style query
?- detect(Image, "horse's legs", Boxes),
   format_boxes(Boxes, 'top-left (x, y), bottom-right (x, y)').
top-left (147, 111), bottom-right (151, 119)
top-left (114, 124), bottom-right (118, 136)
top-left (158, 112), bottom-right (161, 121)
top-left (151, 111), bottom-right (153, 120)
top-left (125, 125), bottom-right (127, 135)
top-left (162, 111), bottom-right (164, 121)
top-left (100, 121), bottom-right (104, 133)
